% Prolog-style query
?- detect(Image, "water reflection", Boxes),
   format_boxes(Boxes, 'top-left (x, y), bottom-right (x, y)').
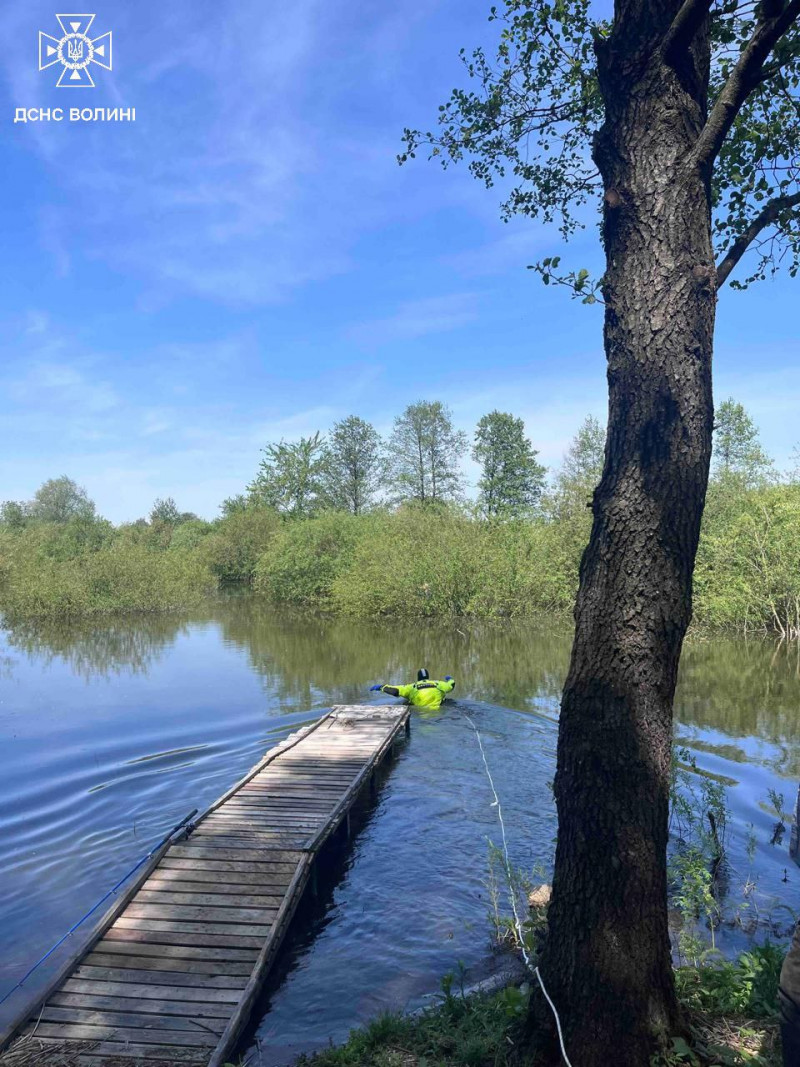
top-left (1, 613), bottom-right (188, 679)
top-left (0, 596), bottom-right (799, 1058)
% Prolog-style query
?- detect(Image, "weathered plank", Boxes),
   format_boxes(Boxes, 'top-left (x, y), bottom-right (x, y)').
top-left (102, 926), bottom-right (265, 950)
top-left (73, 966), bottom-right (247, 989)
top-left (85, 952), bottom-right (254, 976)
top-left (28, 1023), bottom-right (217, 1047)
top-left (123, 902), bottom-right (279, 924)
top-left (136, 890), bottom-right (284, 909)
top-left (112, 917), bottom-right (272, 939)
top-left (39, 1005), bottom-right (226, 1033)
top-left (61, 978), bottom-right (243, 1002)
top-left (143, 877), bottom-right (288, 896)
top-left (90, 939), bottom-right (257, 962)
top-left (48, 991), bottom-right (233, 1018)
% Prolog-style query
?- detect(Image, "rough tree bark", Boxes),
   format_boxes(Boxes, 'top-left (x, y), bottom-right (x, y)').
top-left (538, 4), bottom-right (716, 1065)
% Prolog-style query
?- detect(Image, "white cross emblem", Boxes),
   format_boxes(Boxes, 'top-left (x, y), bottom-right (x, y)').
top-left (39, 14), bottom-right (112, 88)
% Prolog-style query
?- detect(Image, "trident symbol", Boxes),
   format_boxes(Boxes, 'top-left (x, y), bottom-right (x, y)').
top-left (68, 39), bottom-right (84, 62)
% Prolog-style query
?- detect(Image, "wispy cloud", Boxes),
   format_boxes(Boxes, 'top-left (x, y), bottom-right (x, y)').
top-left (347, 293), bottom-right (480, 347)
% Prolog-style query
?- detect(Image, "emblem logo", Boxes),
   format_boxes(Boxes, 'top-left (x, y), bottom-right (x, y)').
top-left (39, 14), bottom-right (112, 88)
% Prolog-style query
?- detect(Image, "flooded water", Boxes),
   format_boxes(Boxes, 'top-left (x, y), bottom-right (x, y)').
top-left (0, 595), bottom-right (799, 1063)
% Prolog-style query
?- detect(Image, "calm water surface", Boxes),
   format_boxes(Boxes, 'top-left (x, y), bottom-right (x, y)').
top-left (1, 595), bottom-right (799, 1063)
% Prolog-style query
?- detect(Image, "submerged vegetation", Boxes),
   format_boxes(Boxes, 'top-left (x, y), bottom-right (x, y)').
top-left (2, 401), bottom-right (800, 631)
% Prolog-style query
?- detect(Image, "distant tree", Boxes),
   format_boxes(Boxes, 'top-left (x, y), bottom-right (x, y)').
top-left (387, 401), bottom-right (467, 504)
top-left (0, 500), bottom-right (28, 529)
top-left (789, 444), bottom-right (800, 484)
top-left (149, 497), bottom-right (181, 525)
top-left (473, 410), bottom-right (546, 518)
top-left (28, 477), bottom-right (96, 524)
top-left (323, 416), bottom-right (383, 514)
top-left (219, 494), bottom-right (249, 517)
top-left (248, 433), bottom-right (327, 518)
top-left (712, 398), bottom-right (774, 487)
top-left (551, 415), bottom-right (606, 519)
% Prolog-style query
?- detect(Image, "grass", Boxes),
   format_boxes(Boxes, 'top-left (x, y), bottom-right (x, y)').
top-left (294, 948), bottom-right (786, 1067)
top-left (297, 974), bottom-right (534, 1067)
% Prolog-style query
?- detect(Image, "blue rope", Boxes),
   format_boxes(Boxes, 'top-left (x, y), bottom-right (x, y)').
top-left (0, 808), bottom-right (197, 1007)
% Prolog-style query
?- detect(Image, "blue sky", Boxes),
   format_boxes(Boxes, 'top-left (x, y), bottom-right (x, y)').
top-left (1, 0), bottom-right (799, 522)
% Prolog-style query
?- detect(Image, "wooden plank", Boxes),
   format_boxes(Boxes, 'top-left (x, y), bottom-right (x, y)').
top-left (61, 978), bottom-right (243, 1003)
top-left (167, 845), bottom-right (301, 861)
top-left (85, 952), bottom-right (253, 976)
top-left (73, 966), bottom-right (247, 990)
top-left (159, 855), bottom-right (301, 874)
top-left (202, 815), bottom-right (321, 829)
top-left (222, 800), bottom-right (332, 811)
top-left (146, 866), bottom-right (294, 883)
top-left (144, 876), bottom-right (290, 896)
top-left (136, 890), bottom-right (284, 908)
top-left (186, 836), bottom-right (306, 850)
top-left (48, 991), bottom-right (233, 1019)
top-left (242, 781), bottom-right (343, 791)
top-left (123, 902), bottom-right (278, 924)
top-left (63, 1039), bottom-right (210, 1063)
top-left (208, 808), bottom-right (324, 819)
top-left (22, 1036), bottom-right (208, 1063)
top-left (27, 1022), bottom-right (217, 1047)
top-left (201, 818), bottom-right (321, 831)
top-left (39, 1006), bottom-right (226, 1034)
top-left (113, 917), bottom-right (272, 939)
top-left (91, 939), bottom-right (257, 962)
top-left (103, 926), bottom-right (265, 950)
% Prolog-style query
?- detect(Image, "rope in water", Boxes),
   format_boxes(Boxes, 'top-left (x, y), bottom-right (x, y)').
top-left (0, 808), bottom-right (198, 1008)
top-left (463, 713), bottom-right (574, 1067)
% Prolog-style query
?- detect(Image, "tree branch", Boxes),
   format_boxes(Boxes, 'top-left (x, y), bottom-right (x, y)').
top-left (716, 188), bottom-right (800, 285)
top-left (662, 0), bottom-right (715, 64)
top-left (693, 0), bottom-right (800, 171)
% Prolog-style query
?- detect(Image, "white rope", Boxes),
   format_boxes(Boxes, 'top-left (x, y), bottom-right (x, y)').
top-left (463, 713), bottom-right (574, 1067)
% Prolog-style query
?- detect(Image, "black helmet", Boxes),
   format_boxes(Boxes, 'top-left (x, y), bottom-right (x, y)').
top-left (417, 668), bottom-right (429, 681)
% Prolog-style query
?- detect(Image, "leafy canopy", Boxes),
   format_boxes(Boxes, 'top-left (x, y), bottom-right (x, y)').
top-left (324, 416), bottom-right (383, 514)
top-left (473, 410), bottom-right (546, 517)
top-left (248, 432), bottom-right (328, 518)
top-left (712, 397), bottom-right (775, 486)
top-left (400, 0), bottom-right (800, 291)
top-left (387, 401), bottom-right (468, 504)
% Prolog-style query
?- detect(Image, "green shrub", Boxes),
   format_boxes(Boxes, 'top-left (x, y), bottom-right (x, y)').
top-left (675, 943), bottom-right (785, 1017)
top-left (255, 512), bottom-right (363, 605)
top-left (695, 484), bottom-right (800, 634)
top-left (0, 541), bottom-right (215, 620)
top-left (200, 507), bottom-right (281, 582)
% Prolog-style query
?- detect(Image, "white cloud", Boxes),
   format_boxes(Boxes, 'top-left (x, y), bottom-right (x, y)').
top-left (347, 293), bottom-right (480, 347)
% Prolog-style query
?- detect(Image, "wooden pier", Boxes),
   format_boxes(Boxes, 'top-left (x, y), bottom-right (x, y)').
top-left (1, 704), bottom-right (410, 1066)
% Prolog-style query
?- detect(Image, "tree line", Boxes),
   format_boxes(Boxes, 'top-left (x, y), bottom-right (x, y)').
top-left (1, 396), bottom-right (798, 634)
top-left (224, 402), bottom-right (548, 519)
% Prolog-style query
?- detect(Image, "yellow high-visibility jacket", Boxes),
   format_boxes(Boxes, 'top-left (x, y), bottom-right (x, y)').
top-left (380, 677), bottom-right (455, 710)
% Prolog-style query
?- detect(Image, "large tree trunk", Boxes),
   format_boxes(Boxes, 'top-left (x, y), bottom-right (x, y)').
top-left (537, 6), bottom-right (716, 1066)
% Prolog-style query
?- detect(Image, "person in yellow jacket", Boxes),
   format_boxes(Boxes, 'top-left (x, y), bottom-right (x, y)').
top-left (370, 668), bottom-right (455, 710)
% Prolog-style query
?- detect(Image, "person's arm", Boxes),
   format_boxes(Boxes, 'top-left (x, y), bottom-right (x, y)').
top-left (438, 676), bottom-right (455, 693)
top-left (378, 683), bottom-right (414, 698)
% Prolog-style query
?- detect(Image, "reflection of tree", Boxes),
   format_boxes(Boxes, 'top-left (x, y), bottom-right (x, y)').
top-left (676, 637), bottom-right (800, 743)
top-left (216, 596), bottom-right (572, 712)
top-left (1, 614), bottom-right (189, 679)
top-left (4, 595), bottom-right (798, 752)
